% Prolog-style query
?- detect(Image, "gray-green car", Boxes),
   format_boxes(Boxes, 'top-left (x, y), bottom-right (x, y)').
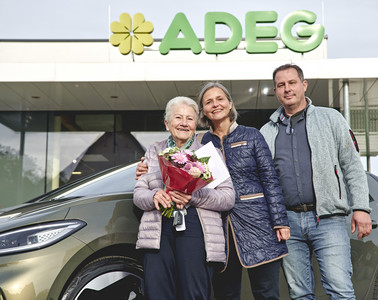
top-left (0, 162), bottom-right (376, 300)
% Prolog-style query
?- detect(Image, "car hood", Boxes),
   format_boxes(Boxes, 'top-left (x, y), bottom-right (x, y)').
top-left (0, 200), bottom-right (71, 230)
top-left (0, 192), bottom-right (132, 232)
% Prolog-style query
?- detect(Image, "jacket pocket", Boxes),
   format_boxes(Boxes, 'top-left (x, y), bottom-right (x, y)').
top-left (240, 193), bottom-right (264, 201)
top-left (334, 165), bottom-right (341, 199)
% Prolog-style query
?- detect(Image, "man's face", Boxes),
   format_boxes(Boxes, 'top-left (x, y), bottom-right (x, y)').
top-left (274, 68), bottom-right (308, 114)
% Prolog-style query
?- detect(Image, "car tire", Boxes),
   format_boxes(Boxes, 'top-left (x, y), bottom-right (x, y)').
top-left (61, 255), bottom-right (144, 300)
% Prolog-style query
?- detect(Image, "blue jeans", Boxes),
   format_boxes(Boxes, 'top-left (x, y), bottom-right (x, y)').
top-left (282, 211), bottom-right (355, 299)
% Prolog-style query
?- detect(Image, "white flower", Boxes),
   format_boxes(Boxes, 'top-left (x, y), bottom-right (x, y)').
top-left (160, 148), bottom-right (171, 155)
top-left (188, 167), bottom-right (201, 178)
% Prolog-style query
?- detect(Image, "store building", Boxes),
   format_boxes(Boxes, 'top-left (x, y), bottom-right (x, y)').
top-left (1, 10), bottom-right (378, 208)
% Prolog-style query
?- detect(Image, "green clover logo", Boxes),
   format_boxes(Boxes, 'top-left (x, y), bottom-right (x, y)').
top-left (110, 13), bottom-right (154, 55)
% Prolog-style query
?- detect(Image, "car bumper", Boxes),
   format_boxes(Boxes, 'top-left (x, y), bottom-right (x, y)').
top-left (0, 236), bottom-right (88, 300)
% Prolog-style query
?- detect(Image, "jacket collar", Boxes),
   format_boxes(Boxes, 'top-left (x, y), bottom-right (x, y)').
top-left (270, 97), bottom-right (313, 124)
top-left (209, 121), bottom-right (239, 136)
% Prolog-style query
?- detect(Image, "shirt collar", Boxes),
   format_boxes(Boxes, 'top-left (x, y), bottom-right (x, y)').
top-left (279, 100), bottom-right (310, 135)
top-left (280, 99), bottom-right (310, 123)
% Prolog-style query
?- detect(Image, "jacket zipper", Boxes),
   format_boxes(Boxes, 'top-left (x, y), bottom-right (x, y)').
top-left (220, 136), bottom-right (226, 160)
top-left (304, 110), bottom-right (319, 225)
top-left (334, 165), bottom-right (342, 199)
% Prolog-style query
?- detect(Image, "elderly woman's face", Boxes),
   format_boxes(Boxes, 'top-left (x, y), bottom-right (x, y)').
top-left (202, 87), bottom-right (232, 123)
top-left (165, 104), bottom-right (197, 148)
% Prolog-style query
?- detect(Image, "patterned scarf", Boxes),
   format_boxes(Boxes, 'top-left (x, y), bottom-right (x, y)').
top-left (167, 134), bottom-right (195, 149)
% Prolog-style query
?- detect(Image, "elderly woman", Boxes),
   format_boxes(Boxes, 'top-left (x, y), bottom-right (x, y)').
top-left (133, 96), bottom-right (235, 300)
top-left (198, 82), bottom-right (290, 300)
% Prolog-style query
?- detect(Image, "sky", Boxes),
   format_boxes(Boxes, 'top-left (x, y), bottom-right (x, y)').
top-left (0, 0), bottom-right (377, 59)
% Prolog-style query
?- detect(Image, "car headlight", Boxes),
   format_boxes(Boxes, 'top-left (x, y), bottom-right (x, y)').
top-left (0, 220), bottom-right (86, 255)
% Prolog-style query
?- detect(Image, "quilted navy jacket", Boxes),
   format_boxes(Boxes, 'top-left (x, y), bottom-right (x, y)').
top-left (201, 124), bottom-right (289, 267)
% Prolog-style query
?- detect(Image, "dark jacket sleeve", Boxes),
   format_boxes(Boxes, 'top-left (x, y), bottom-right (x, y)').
top-left (253, 130), bottom-right (289, 228)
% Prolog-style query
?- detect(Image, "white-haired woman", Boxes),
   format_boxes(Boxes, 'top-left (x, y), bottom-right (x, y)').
top-left (133, 96), bottom-right (235, 300)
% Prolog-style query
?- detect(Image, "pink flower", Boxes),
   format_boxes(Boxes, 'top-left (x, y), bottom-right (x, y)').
top-left (183, 162), bottom-right (194, 171)
top-left (192, 161), bottom-right (205, 173)
top-left (171, 152), bottom-right (189, 164)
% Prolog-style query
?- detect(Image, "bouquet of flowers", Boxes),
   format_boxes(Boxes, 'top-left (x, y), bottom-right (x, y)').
top-left (157, 146), bottom-right (213, 218)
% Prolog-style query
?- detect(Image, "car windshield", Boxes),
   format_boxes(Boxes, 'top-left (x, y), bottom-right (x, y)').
top-left (56, 164), bottom-right (138, 199)
top-left (32, 163), bottom-right (138, 203)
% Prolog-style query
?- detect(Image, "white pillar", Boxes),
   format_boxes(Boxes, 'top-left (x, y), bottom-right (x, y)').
top-left (343, 79), bottom-right (350, 126)
top-left (364, 79), bottom-right (370, 171)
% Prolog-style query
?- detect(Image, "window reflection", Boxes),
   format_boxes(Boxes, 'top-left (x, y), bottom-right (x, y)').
top-left (0, 113), bottom-right (47, 208)
top-left (0, 112), bottom-right (148, 208)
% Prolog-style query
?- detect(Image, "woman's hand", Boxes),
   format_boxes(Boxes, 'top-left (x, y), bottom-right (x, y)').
top-left (135, 157), bottom-right (148, 180)
top-left (276, 228), bottom-right (290, 242)
top-left (169, 190), bottom-right (192, 210)
top-left (153, 189), bottom-right (172, 210)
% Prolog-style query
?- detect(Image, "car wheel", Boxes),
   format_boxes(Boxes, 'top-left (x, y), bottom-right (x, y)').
top-left (61, 255), bottom-right (144, 300)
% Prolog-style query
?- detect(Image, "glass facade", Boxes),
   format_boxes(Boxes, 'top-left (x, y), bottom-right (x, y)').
top-left (0, 111), bottom-right (167, 208)
top-left (0, 112), bottom-right (48, 208)
top-left (0, 109), bottom-right (275, 209)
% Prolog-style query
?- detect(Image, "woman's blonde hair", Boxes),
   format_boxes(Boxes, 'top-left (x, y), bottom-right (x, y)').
top-left (197, 82), bottom-right (238, 128)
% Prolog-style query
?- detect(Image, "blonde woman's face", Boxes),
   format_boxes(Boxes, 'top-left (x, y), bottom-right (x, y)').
top-left (165, 104), bottom-right (197, 148)
top-left (202, 87), bottom-right (232, 123)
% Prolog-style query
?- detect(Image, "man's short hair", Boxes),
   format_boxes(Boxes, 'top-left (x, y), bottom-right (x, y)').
top-left (273, 64), bottom-right (305, 86)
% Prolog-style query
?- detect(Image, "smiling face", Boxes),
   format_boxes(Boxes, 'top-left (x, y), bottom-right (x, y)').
top-left (164, 104), bottom-right (197, 148)
top-left (201, 87), bottom-right (233, 124)
top-left (274, 67), bottom-right (308, 116)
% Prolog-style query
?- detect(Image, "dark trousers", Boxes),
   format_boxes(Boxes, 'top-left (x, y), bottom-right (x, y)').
top-left (213, 234), bottom-right (281, 300)
top-left (143, 207), bottom-right (214, 300)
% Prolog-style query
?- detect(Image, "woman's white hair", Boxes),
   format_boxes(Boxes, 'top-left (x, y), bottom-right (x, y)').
top-left (164, 96), bottom-right (199, 123)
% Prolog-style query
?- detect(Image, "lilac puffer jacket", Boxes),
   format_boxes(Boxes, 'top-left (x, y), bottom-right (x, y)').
top-left (133, 138), bottom-right (235, 263)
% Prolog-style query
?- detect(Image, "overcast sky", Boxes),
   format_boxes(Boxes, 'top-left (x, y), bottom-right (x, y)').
top-left (0, 0), bottom-right (377, 59)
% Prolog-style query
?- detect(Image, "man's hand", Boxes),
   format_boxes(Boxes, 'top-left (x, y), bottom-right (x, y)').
top-left (276, 228), bottom-right (290, 242)
top-left (351, 210), bottom-right (372, 239)
top-left (135, 157), bottom-right (148, 180)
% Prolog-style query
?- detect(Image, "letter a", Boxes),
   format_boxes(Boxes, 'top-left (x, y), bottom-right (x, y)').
top-left (159, 13), bottom-right (202, 55)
